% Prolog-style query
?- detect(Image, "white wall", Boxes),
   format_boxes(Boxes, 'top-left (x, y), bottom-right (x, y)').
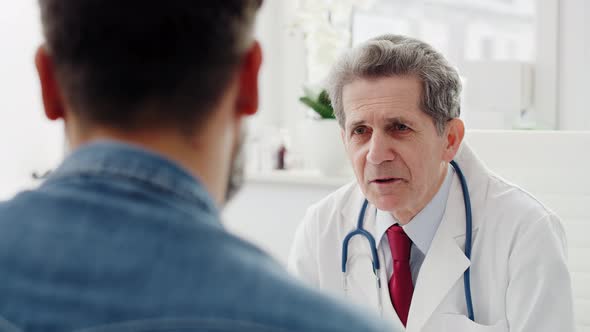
top-left (0, 0), bottom-right (64, 200)
top-left (253, 0), bottom-right (307, 135)
top-left (223, 181), bottom-right (342, 263)
top-left (254, 0), bottom-right (590, 131)
top-left (558, 0), bottom-right (590, 130)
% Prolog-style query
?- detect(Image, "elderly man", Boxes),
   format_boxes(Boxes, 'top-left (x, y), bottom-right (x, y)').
top-left (289, 34), bottom-right (574, 332)
top-left (0, 1), bottom-right (394, 331)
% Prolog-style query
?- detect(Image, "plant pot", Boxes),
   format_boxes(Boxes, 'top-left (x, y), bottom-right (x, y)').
top-left (301, 119), bottom-right (352, 176)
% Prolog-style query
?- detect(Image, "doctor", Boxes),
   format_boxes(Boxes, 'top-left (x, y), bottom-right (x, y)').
top-left (289, 34), bottom-right (574, 332)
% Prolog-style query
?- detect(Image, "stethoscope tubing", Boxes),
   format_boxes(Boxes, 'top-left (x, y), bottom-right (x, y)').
top-left (341, 160), bottom-right (475, 321)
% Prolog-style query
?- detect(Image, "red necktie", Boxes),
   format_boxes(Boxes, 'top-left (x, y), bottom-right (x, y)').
top-left (386, 224), bottom-right (414, 326)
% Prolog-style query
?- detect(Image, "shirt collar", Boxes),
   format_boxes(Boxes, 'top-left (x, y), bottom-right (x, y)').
top-left (45, 140), bottom-right (219, 219)
top-left (375, 164), bottom-right (455, 255)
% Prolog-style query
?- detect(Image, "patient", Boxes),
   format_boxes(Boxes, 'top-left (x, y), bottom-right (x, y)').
top-left (0, 1), bottom-right (393, 331)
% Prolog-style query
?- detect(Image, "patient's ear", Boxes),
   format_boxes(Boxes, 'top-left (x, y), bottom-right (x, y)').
top-left (236, 41), bottom-right (262, 117)
top-left (442, 118), bottom-right (465, 162)
top-left (35, 46), bottom-right (65, 121)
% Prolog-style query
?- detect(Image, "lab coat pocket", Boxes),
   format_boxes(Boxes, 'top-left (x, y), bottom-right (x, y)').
top-left (433, 313), bottom-right (508, 332)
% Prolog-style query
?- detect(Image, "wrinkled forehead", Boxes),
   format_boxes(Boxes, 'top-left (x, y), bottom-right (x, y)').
top-left (342, 75), bottom-right (425, 127)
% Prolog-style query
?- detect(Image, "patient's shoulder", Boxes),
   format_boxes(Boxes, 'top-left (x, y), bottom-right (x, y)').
top-left (246, 262), bottom-right (392, 331)
top-left (192, 231), bottom-right (392, 332)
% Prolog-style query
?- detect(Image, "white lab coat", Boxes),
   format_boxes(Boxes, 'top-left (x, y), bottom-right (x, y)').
top-left (289, 143), bottom-right (575, 332)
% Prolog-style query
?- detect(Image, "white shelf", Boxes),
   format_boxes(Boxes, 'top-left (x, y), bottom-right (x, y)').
top-left (245, 169), bottom-right (354, 187)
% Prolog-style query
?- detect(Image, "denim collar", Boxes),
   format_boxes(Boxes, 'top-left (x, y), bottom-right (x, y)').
top-left (45, 140), bottom-right (219, 220)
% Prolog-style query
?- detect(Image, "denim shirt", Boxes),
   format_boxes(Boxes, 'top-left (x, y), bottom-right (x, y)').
top-left (0, 141), bottom-right (392, 332)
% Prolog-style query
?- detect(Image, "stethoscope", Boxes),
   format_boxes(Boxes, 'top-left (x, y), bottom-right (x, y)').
top-left (341, 160), bottom-right (475, 322)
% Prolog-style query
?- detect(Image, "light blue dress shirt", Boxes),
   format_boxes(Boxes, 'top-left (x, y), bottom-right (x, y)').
top-left (375, 165), bottom-right (455, 285)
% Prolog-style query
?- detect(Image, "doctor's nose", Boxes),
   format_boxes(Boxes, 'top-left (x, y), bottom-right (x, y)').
top-left (366, 132), bottom-right (396, 165)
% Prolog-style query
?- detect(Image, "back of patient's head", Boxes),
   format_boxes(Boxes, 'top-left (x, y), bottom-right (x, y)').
top-left (38, 0), bottom-right (262, 132)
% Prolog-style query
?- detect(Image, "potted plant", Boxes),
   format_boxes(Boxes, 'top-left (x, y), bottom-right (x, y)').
top-left (290, 0), bottom-right (375, 177)
top-left (298, 86), bottom-right (350, 176)
top-left (299, 88), bottom-right (336, 120)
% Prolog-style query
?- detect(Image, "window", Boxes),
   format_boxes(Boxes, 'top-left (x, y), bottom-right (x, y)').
top-left (351, 0), bottom-right (547, 130)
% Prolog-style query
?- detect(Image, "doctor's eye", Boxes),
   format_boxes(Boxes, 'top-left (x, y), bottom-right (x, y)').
top-left (393, 123), bottom-right (410, 132)
top-left (353, 126), bottom-right (368, 135)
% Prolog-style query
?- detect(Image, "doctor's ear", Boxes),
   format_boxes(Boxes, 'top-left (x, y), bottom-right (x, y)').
top-left (442, 118), bottom-right (465, 162)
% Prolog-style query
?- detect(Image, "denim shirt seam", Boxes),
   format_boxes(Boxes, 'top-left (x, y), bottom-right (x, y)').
top-left (47, 165), bottom-right (216, 214)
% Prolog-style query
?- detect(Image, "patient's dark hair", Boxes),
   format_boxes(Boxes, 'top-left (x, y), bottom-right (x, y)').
top-left (38, 0), bottom-right (262, 131)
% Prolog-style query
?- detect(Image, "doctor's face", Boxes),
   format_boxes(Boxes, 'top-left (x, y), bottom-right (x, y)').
top-left (341, 75), bottom-right (455, 224)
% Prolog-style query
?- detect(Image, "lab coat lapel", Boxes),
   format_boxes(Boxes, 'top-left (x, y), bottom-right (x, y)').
top-left (406, 176), bottom-right (470, 332)
top-left (406, 142), bottom-right (489, 332)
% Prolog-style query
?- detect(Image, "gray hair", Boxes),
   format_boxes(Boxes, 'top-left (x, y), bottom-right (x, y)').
top-left (326, 34), bottom-right (462, 135)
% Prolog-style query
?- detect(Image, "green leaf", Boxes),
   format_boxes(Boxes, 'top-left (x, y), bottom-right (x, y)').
top-left (318, 90), bottom-right (332, 107)
top-left (299, 96), bottom-right (335, 119)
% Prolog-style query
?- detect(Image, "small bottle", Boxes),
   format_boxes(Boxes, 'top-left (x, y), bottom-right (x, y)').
top-left (277, 144), bottom-right (287, 170)
top-left (275, 128), bottom-right (290, 170)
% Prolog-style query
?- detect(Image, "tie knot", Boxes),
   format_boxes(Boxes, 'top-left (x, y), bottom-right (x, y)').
top-left (386, 225), bottom-right (412, 261)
